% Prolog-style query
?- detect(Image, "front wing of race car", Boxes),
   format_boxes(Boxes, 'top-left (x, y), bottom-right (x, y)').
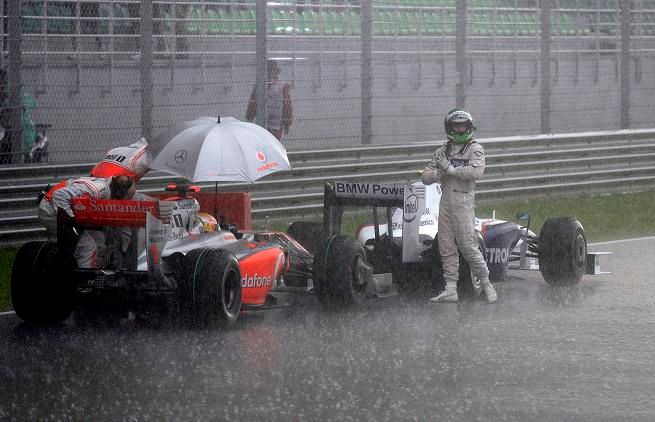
top-left (479, 215), bottom-right (611, 282)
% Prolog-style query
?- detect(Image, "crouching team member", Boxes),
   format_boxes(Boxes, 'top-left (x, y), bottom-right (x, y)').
top-left (89, 138), bottom-right (164, 267)
top-left (421, 109), bottom-right (497, 304)
top-left (38, 176), bottom-right (136, 268)
top-left (38, 176), bottom-right (172, 268)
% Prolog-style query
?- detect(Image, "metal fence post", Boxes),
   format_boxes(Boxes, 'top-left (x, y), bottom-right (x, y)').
top-left (620, 1), bottom-right (631, 129)
top-left (140, 0), bottom-right (153, 141)
top-left (540, 0), bottom-right (552, 134)
top-left (455, 0), bottom-right (467, 108)
top-left (6, 0), bottom-right (22, 164)
top-left (255, 0), bottom-right (268, 128)
top-left (361, 0), bottom-right (372, 145)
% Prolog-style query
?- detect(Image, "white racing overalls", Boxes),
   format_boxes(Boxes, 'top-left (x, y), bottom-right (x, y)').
top-left (421, 140), bottom-right (490, 289)
top-left (38, 177), bottom-right (112, 268)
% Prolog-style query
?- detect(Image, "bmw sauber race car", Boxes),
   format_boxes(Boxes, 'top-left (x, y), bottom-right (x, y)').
top-left (301, 180), bottom-right (609, 305)
top-left (10, 184), bottom-right (312, 326)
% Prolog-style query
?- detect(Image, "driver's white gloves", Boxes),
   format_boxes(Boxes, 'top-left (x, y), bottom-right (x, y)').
top-left (157, 200), bottom-right (174, 223)
top-left (435, 150), bottom-right (451, 171)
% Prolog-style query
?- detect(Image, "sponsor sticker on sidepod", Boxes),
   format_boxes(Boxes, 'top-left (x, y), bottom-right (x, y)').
top-left (241, 273), bottom-right (273, 288)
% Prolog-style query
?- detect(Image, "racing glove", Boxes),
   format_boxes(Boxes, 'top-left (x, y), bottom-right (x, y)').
top-left (157, 200), bottom-right (174, 223)
top-left (435, 151), bottom-right (451, 171)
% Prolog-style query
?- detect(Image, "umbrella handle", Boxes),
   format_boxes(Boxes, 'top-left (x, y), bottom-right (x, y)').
top-left (214, 182), bottom-right (218, 220)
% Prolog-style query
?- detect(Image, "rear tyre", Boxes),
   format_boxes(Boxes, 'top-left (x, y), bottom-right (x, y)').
top-left (538, 217), bottom-right (587, 286)
top-left (182, 248), bottom-right (242, 327)
top-left (313, 235), bottom-right (371, 307)
top-left (11, 241), bottom-right (75, 323)
top-left (287, 221), bottom-right (323, 255)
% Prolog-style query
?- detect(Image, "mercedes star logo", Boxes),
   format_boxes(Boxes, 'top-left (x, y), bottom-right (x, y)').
top-left (174, 150), bottom-right (187, 163)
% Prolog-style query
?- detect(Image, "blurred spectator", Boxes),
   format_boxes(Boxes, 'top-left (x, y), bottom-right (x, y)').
top-left (0, 69), bottom-right (39, 164)
top-left (0, 68), bottom-right (11, 164)
top-left (174, 3), bottom-right (191, 58)
top-left (246, 60), bottom-right (293, 141)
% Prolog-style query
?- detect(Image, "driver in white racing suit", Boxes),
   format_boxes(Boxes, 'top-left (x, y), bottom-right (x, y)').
top-left (421, 109), bottom-right (497, 304)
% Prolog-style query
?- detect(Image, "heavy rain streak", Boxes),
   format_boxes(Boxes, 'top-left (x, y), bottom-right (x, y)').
top-left (2, 0), bottom-right (655, 420)
top-left (1, 238), bottom-right (654, 420)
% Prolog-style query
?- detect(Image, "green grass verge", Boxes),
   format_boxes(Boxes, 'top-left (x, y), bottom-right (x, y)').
top-left (0, 248), bottom-right (16, 312)
top-left (268, 191), bottom-right (655, 243)
top-left (1, 191), bottom-right (653, 312)
top-left (475, 191), bottom-right (655, 243)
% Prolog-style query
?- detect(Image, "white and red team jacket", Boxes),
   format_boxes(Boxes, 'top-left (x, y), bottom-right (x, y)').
top-left (90, 138), bottom-right (152, 182)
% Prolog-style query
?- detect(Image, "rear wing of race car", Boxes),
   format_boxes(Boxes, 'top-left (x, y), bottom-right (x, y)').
top-left (72, 197), bottom-right (160, 227)
top-left (72, 196), bottom-right (171, 276)
top-left (323, 181), bottom-right (406, 235)
top-left (323, 181), bottom-right (427, 263)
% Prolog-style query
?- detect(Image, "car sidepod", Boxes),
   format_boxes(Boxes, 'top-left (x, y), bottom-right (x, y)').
top-left (233, 244), bottom-right (286, 306)
top-left (481, 221), bottom-right (523, 282)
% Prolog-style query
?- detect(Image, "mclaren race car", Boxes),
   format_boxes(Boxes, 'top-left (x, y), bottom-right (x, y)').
top-left (10, 184), bottom-right (312, 326)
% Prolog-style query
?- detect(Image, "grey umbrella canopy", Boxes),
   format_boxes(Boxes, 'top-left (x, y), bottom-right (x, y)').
top-left (150, 116), bottom-right (292, 183)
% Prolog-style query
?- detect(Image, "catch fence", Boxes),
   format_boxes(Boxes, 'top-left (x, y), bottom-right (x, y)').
top-left (1, 0), bottom-right (654, 164)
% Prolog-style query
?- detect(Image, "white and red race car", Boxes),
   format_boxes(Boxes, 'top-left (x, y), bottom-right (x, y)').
top-left (11, 184), bottom-right (312, 326)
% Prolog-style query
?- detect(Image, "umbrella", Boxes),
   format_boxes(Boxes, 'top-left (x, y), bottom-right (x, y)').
top-left (150, 116), bottom-right (291, 183)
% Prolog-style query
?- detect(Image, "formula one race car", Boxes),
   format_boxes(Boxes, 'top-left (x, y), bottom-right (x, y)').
top-left (10, 184), bottom-right (313, 326)
top-left (289, 180), bottom-right (609, 305)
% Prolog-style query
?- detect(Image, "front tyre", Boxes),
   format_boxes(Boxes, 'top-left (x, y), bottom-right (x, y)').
top-left (11, 241), bottom-right (75, 323)
top-left (182, 248), bottom-right (242, 327)
top-left (538, 217), bottom-right (587, 286)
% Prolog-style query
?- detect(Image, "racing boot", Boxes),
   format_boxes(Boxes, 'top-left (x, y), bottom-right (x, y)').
top-left (429, 282), bottom-right (458, 303)
top-left (481, 280), bottom-right (497, 304)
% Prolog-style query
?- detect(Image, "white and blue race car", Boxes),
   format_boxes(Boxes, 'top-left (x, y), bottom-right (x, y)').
top-left (289, 180), bottom-right (609, 305)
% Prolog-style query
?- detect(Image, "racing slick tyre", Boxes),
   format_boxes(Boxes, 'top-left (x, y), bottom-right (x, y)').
top-left (286, 221), bottom-right (324, 255)
top-left (10, 241), bottom-right (75, 323)
top-left (457, 234), bottom-right (488, 300)
top-left (181, 248), bottom-right (242, 327)
top-left (313, 235), bottom-right (372, 307)
top-left (538, 217), bottom-right (587, 286)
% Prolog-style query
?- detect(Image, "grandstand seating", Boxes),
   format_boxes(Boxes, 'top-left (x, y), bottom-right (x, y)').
top-left (17, 1), bottom-right (634, 39)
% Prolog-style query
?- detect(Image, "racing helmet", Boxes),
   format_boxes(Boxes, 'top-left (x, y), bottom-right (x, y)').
top-left (444, 108), bottom-right (475, 144)
top-left (197, 213), bottom-right (218, 233)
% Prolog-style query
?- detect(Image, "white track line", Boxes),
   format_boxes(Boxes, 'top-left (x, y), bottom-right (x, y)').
top-left (589, 236), bottom-right (655, 246)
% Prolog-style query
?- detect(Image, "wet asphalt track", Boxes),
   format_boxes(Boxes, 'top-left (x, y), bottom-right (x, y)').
top-left (1, 238), bottom-right (654, 421)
